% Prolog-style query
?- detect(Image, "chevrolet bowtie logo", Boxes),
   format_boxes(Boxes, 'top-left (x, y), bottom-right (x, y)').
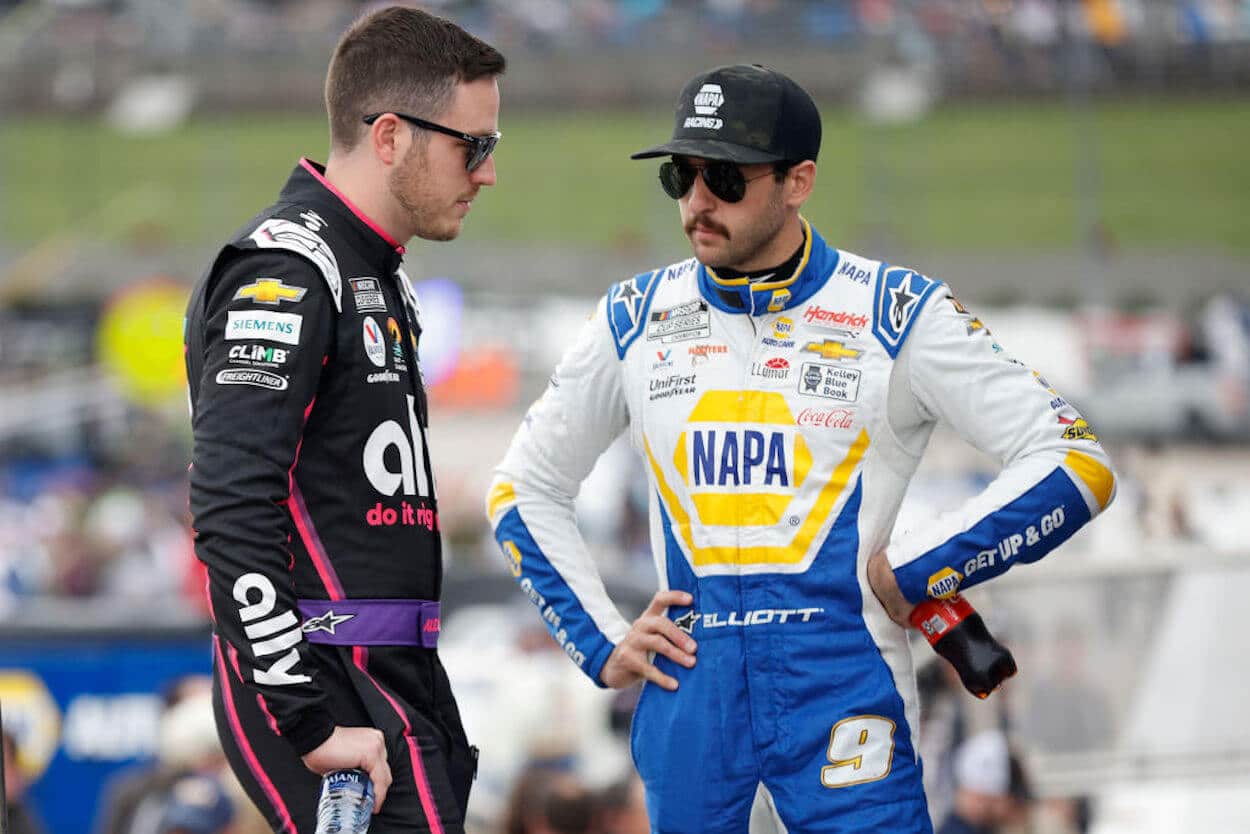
top-left (802, 340), bottom-right (862, 361)
top-left (301, 610), bottom-right (355, 635)
top-left (234, 278), bottom-right (307, 305)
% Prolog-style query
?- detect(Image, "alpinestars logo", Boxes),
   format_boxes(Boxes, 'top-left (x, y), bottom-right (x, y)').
top-left (302, 610), bottom-right (355, 635)
top-left (685, 83), bottom-right (724, 130)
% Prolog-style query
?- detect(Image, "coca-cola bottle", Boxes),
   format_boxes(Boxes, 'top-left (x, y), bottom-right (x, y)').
top-left (910, 595), bottom-right (1017, 699)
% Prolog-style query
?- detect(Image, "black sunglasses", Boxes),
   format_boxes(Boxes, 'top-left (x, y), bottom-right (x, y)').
top-left (658, 159), bottom-right (776, 203)
top-left (363, 112), bottom-right (501, 172)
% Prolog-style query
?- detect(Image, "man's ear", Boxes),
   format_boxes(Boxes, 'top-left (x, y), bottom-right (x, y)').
top-left (368, 114), bottom-right (408, 167)
top-left (785, 160), bottom-right (817, 208)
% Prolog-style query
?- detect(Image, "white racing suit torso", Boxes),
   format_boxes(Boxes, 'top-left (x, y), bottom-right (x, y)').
top-left (488, 221), bottom-right (1115, 834)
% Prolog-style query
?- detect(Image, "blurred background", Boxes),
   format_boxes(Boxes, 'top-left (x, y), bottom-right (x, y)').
top-left (0, 0), bottom-right (1247, 832)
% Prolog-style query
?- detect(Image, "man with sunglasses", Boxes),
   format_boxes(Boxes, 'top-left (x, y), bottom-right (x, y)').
top-left (488, 64), bottom-right (1116, 833)
top-left (185, 7), bottom-right (503, 833)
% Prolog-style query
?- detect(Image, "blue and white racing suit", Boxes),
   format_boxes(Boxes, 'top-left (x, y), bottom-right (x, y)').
top-left (487, 220), bottom-right (1115, 833)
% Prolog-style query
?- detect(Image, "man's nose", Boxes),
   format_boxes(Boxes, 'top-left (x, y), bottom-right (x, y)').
top-left (471, 154), bottom-right (497, 186)
top-left (685, 169), bottom-right (717, 213)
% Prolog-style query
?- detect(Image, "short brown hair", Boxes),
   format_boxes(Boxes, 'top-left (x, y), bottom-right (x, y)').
top-left (325, 6), bottom-right (506, 152)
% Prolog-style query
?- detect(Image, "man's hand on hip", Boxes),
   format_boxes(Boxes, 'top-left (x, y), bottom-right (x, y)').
top-left (868, 550), bottom-right (915, 627)
top-left (301, 725), bottom-right (392, 813)
top-left (600, 590), bottom-right (697, 691)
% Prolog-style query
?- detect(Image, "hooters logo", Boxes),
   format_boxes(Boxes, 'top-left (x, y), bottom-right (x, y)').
top-left (796, 408), bottom-right (854, 429)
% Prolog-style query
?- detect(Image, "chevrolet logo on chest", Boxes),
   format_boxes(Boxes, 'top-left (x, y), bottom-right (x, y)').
top-left (802, 339), bottom-right (862, 361)
top-left (234, 278), bottom-right (308, 305)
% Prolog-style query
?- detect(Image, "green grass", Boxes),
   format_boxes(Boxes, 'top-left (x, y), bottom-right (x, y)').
top-left (0, 98), bottom-right (1246, 251)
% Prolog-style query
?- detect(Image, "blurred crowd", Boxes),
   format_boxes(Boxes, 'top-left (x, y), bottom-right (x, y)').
top-left (2, 0), bottom-right (1250, 114)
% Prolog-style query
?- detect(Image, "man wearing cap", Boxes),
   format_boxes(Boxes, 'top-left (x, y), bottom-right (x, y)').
top-left (487, 64), bottom-right (1116, 832)
top-left (936, 731), bottom-right (1015, 834)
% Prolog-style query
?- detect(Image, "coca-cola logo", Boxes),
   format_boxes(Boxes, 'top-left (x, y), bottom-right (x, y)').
top-left (796, 407), bottom-right (854, 429)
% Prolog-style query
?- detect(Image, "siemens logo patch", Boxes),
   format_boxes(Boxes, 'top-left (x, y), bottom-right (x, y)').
top-left (225, 310), bottom-right (303, 345)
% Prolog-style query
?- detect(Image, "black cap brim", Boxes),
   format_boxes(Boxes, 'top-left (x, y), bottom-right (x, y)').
top-left (630, 138), bottom-right (783, 164)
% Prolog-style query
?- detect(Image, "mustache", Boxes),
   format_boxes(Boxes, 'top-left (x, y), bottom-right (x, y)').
top-left (685, 214), bottom-right (729, 239)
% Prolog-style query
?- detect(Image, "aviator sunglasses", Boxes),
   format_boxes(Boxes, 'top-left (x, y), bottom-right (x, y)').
top-left (658, 158), bottom-right (777, 203)
top-left (363, 112), bottom-right (501, 172)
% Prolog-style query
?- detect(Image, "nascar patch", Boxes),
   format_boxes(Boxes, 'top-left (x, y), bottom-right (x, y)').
top-left (872, 266), bottom-right (942, 359)
top-left (349, 277), bottom-right (387, 313)
top-left (647, 299), bottom-right (710, 344)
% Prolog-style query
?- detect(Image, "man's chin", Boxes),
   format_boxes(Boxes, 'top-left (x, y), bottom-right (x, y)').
top-left (416, 222), bottom-right (461, 243)
top-left (689, 239), bottom-right (729, 269)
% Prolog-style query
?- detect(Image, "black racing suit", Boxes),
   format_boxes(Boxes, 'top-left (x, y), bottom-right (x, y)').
top-left (186, 159), bottom-right (474, 834)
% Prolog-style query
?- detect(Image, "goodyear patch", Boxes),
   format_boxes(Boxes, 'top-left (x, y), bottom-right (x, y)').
top-left (607, 268), bottom-right (664, 358)
top-left (926, 566), bottom-right (963, 599)
top-left (872, 266), bottom-right (942, 359)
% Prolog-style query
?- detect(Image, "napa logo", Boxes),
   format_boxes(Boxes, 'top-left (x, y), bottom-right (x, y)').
top-left (673, 390), bottom-right (812, 530)
top-left (646, 390), bottom-right (871, 572)
top-left (927, 566), bottom-right (963, 599)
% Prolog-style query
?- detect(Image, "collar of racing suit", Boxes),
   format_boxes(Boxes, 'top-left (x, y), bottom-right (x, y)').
top-left (698, 216), bottom-right (838, 316)
top-left (281, 158), bottom-right (408, 277)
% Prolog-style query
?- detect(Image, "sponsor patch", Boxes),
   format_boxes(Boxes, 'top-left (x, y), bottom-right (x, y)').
top-left (233, 278), bottom-right (307, 306)
top-left (683, 82), bottom-right (724, 130)
top-left (647, 300), bottom-right (711, 344)
top-left (367, 370), bottom-right (401, 384)
top-left (750, 356), bottom-right (791, 381)
top-left (215, 368), bottom-right (288, 390)
top-left (387, 317), bottom-right (407, 368)
top-left (652, 349), bottom-right (674, 371)
top-left (648, 373), bottom-right (698, 401)
top-left (1059, 415), bottom-right (1098, 442)
top-left (927, 567), bottom-right (962, 599)
top-left (836, 259), bottom-right (872, 285)
top-left (796, 407), bottom-right (854, 429)
top-left (798, 362), bottom-right (861, 402)
top-left (803, 306), bottom-right (869, 331)
top-left (801, 339), bottom-right (862, 362)
top-left (349, 277), bottom-right (387, 313)
top-left (362, 316), bottom-right (386, 367)
top-left (689, 343), bottom-right (729, 366)
top-left (225, 310), bottom-right (302, 345)
top-left (227, 344), bottom-right (288, 366)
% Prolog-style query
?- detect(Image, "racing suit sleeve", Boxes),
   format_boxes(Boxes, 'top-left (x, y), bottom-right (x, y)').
top-left (884, 290), bottom-right (1117, 603)
top-left (485, 299), bottom-right (633, 686)
top-left (188, 250), bottom-right (336, 755)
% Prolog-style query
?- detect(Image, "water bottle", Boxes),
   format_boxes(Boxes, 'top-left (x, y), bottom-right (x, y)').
top-left (313, 768), bottom-right (374, 834)
top-left (910, 594), bottom-right (1017, 699)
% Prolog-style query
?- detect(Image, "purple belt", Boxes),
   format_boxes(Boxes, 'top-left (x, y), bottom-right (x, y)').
top-left (297, 599), bottom-right (440, 648)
